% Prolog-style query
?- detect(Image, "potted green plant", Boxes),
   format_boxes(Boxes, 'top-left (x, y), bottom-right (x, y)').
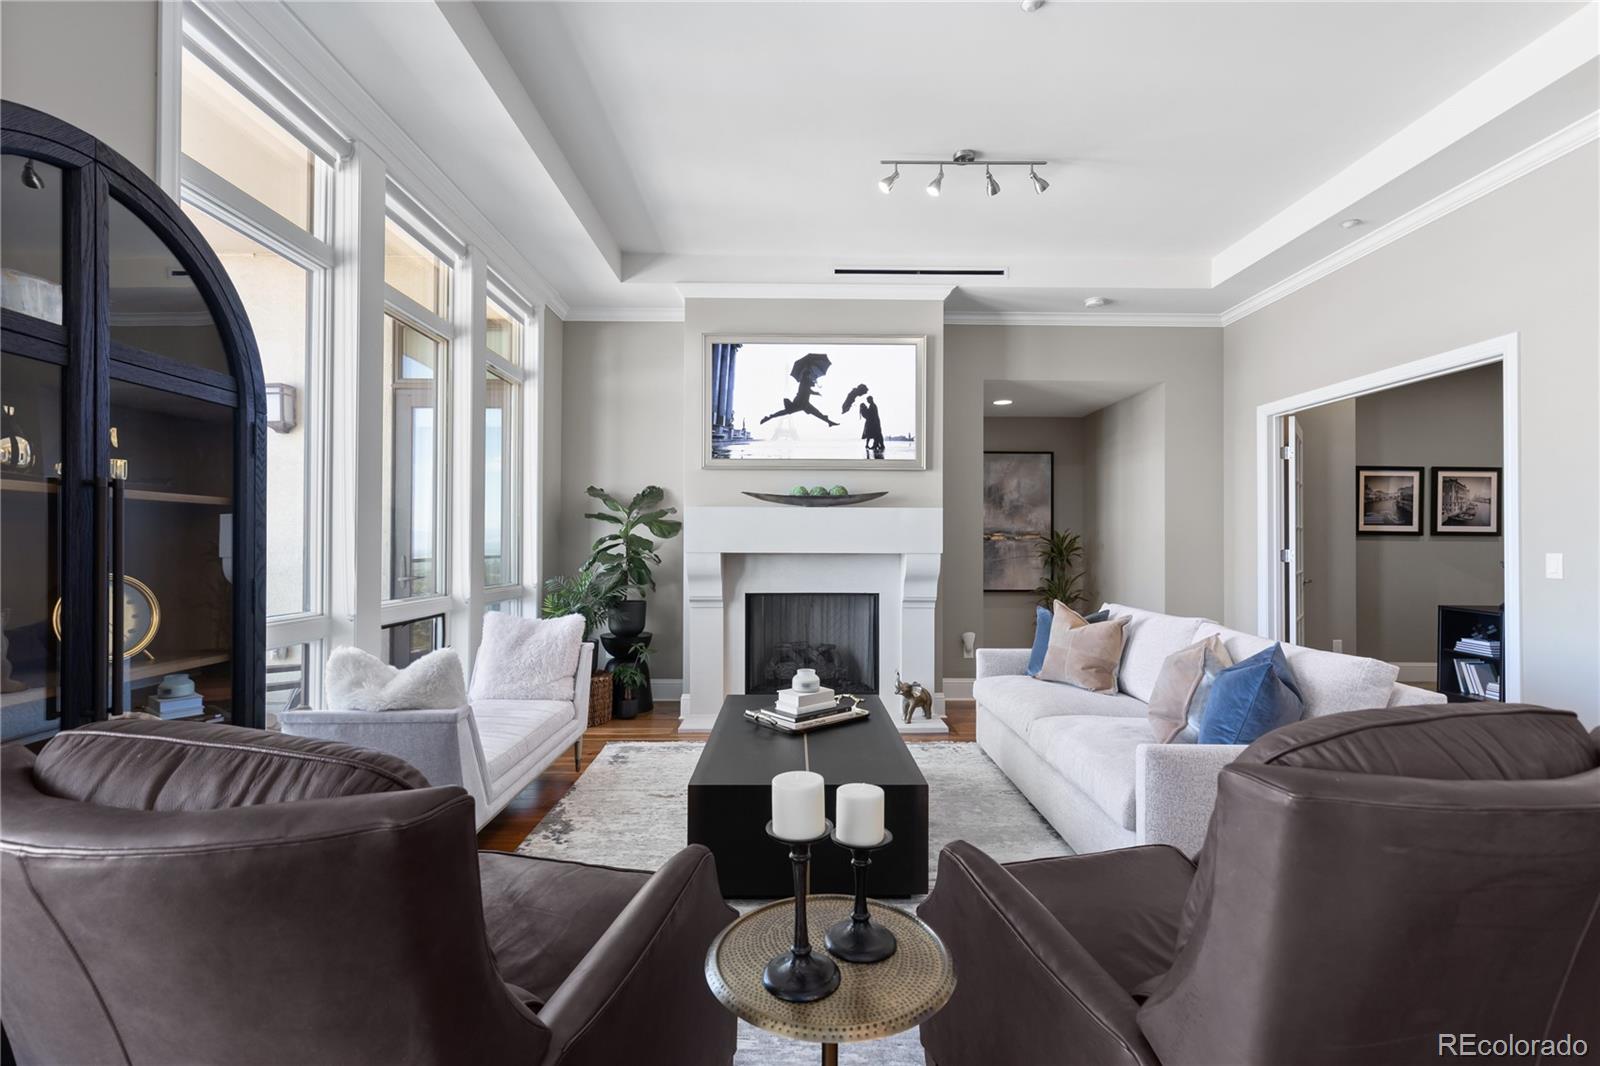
top-left (1035, 529), bottom-right (1087, 610)
top-left (611, 644), bottom-right (652, 720)
top-left (583, 485), bottom-right (683, 638)
top-left (541, 569), bottom-right (619, 668)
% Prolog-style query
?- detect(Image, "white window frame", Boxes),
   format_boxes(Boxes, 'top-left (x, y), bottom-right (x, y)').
top-left (482, 275), bottom-right (532, 607)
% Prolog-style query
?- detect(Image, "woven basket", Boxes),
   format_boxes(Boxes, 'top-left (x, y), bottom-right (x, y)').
top-left (588, 671), bottom-right (614, 727)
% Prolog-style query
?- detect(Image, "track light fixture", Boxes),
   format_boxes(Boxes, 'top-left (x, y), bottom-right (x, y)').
top-left (879, 150), bottom-right (1049, 199)
top-left (20, 159), bottom-right (44, 190)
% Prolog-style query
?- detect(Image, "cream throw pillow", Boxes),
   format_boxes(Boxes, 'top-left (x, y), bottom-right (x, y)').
top-left (1037, 614), bottom-right (1130, 694)
top-left (1147, 635), bottom-right (1234, 743)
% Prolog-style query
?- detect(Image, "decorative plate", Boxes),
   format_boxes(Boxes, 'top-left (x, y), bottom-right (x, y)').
top-left (742, 491), bottom-right (888, 507)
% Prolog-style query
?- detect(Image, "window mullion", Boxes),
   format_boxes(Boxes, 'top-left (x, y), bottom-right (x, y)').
top-left (182, 158), bottom-right (332, 268)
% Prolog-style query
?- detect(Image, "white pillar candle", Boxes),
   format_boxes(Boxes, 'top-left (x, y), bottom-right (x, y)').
top-left (835, 782), bottom-right (886, 848)
top-left (771, 770), bottom-right (826, 841)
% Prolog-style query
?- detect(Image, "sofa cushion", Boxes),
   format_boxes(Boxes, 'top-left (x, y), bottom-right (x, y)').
top-left (1038, 614), bottom-right (1128, 694)
top-left (1192, 623), bottom-right (1275, 667)
top-left (1197, 644), bottom-right (1305, 745)
top-left (1027, 601), bottom-right (1090, 676)
top-left (473, 700), bottom-right (574, 787)
top-left (975, 674), bottom-right (1148, 740)
top-left (1031, 716), bottom-right (1152, 830)
top-left (1147, 635), bottom-right (1234, 743)
top-left (1103, 604), bottom-right (1205, 703)
top-left (1193, 624), bottom-right (1399, 717)
top-left (471, 612), bottom-right (585, 702)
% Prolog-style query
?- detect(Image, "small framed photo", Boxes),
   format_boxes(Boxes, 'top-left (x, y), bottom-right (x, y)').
top-left (1431, 467), bottom-right (1501, 536)
top-left (1356, 467), bottom-right (1424, 535)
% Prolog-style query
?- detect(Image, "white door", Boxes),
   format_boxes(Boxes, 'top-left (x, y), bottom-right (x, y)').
top-left (1282, 416), bottom-right (1307, 644)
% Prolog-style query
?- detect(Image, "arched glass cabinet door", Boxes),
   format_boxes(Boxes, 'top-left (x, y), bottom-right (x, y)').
top-left (1, 101), bottom-right (266, 741)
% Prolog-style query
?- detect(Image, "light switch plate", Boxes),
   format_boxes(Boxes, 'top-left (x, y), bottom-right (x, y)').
top-left (1545, 552), bottom-right (1564, 579)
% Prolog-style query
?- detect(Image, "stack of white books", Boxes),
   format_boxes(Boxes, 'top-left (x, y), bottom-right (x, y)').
top-left (773, 686), bottom-right (838, 721)
top-left (745, 693), bottom-right (869, 734)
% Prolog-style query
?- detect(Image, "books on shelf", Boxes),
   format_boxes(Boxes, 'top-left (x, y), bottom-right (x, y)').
top-left (145, 693), bottom-right (204, 719)
top-left (1453, 637), bottom-right (1502, 657)
top-left (1452, 658), bottom-right (1500, 699)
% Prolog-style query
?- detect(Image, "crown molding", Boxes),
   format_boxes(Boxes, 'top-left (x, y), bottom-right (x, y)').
top-left (1221, 110), bottom-right (1599, 327)
top-left (562, 306), bottom-right (686, 323)
top-left (944, 311), bottom-right (1221, 327)
top-left (677, 283), bottom-right (956, 303)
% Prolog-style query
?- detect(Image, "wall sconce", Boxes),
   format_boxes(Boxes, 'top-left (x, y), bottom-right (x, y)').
top-left (264, 383), bottom-right (298, 433)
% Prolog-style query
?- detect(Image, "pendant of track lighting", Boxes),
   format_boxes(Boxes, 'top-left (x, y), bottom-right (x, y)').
top-left (984, 166), bottom-right (1000, 197)
top-left (926, 165), bottom-right (945, 198)
top-left (878, 164), bottom-right (900, 194)
top-left (1030, 166), bottom-right (1049, 194)
top-left (20, 159), bottom-right (44, 190)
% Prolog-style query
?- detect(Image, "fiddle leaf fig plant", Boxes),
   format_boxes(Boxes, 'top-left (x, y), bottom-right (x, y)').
top-left (583, 485), bottom-right (683, 600)
top-left (1035, 529), bottom-right (1086, 610)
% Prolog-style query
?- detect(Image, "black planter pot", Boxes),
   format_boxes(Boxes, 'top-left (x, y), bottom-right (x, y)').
top-left (608, 600), bottom-right (647, 639)
top-left (614, 692), bottom-right (646, 720)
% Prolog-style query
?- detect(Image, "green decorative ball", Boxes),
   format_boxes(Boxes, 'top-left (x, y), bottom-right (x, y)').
top-left (809, 486), bottom-right (829, 496)
top-left (790, 485), bottom-right (810, 496)
top-left (830, 485), bottom-right (848, 496)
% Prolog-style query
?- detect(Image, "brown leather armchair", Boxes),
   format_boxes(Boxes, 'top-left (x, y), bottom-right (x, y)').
top-left (919, 703), bottom-right (1600, 1066)
top-left (0, 718), bottom-right (737, 1066)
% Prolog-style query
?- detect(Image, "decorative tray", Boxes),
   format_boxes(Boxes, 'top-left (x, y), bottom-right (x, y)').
top-left (742, 491), bottom-right (888, 507)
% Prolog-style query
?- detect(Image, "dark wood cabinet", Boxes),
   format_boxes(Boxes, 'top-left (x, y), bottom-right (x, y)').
top-left (1436, 604), bottom-right (1504, 703)
top-left (2, 102), bottom-right (266, 742)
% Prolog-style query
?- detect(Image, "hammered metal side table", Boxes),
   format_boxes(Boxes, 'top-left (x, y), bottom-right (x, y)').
top-left (705, 894), bottom-right (956, 1065)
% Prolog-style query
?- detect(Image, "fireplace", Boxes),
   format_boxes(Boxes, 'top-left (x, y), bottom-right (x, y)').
top-left (744, 593), bottom-right (879, 696)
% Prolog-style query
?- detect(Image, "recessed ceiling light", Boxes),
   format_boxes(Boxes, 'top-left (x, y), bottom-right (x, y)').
top-left (1083, 296), bottom-right (1110, 309)
top-left (1340, 218), bottom-right (1363, 229)
top-left (992, 399), bottom-right (1014, 406)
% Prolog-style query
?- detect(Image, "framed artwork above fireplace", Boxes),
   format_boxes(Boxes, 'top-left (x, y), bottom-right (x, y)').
top-left (702, 335), bottom-right (927, 469)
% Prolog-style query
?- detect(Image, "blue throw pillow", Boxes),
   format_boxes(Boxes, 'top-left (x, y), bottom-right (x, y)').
top-left (1197, 644), bottom-right (1305, 745)
top-left (1026, 606), bottom-right (1052, 676)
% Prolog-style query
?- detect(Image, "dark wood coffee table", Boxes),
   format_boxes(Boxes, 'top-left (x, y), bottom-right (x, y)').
top-left (688, 695), bottom-right (929, 898)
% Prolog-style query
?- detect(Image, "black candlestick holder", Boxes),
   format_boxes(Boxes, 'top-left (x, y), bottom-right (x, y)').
top-left (762, 820), bottom-right (840, 1004)
top-left (824, 829), bottom-right (898, 963)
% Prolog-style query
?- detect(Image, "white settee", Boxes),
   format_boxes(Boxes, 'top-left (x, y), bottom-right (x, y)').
top-left (974, 605), bottom-right (1444, 857)
top-left (280, 644), bottom-right (592, 830)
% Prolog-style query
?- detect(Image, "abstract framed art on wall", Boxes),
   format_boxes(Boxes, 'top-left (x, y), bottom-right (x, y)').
top-left (1356, 466), bottom-right (1424, 535)
top-left (983, 451), bottom-right (1053, 591)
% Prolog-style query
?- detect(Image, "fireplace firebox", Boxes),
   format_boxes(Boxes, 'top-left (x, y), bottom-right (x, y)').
top-left (744, 593), bottom-right (879, 696)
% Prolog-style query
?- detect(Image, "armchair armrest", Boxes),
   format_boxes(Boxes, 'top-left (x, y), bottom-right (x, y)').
top-left (277, 707), bottom-right (486, 808)
top-left (918, 841), bottom-right (1161, 1066)
top-left (1135, 742), bottom-right (1246, 858)
top-left (538, 844), bottom-right (737, 1066)
top-left (976, 647), bottom-right (1032, 680)
top-left (1388, 681), bottom-right (1447, 706)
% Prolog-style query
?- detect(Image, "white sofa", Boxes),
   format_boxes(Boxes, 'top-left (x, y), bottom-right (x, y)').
top-left (280, 644), bottom-right (592, 830)
top-left (974, 605), bottom-right (1444, 857)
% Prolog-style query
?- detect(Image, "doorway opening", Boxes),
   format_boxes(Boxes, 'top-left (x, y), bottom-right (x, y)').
top-left (1256, 335), bottom-right (1519, 701)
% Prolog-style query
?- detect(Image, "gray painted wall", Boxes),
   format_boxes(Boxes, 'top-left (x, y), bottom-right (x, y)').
top-left (1, 1), bottom-right (159, 174)
top-left (981, 416), bottom-right (1086, 650)
top-left (943, 325), bottom-right (1224, 677)
top-left (1221, 145), bottom-right (1598, 725)
top-left (557, 320), bottom-right (686, 676)
top-left (1083, 386), bottom-right (1167, 613)
top-left (1355, 364), bottom-right (1504, 664)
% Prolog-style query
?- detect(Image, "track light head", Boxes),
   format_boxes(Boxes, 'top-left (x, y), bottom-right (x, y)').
top-left (985, 166), bottom-right (1000, 197)
top-left (926, 165), bottom-right (944, 198)
top-left (20, 159), bottom-right (44, 191)
top-left (878, 165), bottom-right (900, 194)
top-left (1030, 166), bottom-right (1049, 194)
top-left (1021, 0), bottom-right (1046, 10)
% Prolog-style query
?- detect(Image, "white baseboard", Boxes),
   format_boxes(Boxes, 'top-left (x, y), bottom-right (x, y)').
top-left (942, 677), bottom-right (974, 700)
top-left (1394, 661), bottom-right (1437, 684)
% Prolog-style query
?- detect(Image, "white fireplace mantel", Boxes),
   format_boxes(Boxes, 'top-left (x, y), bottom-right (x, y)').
top-left (678, 506), bottom-right (945, 734)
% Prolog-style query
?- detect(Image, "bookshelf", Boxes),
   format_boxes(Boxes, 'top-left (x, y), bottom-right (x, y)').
top-left (1436, 605), bottom-right (1503, 702)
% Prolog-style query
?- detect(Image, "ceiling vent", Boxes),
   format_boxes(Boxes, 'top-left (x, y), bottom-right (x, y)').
top-left (833, 267), bottom-right (1008, 278)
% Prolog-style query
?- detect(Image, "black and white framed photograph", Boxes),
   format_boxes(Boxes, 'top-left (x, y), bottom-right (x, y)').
top-left (1356, 466), bottom-right (1424, 535)
top-left (984, 451), bottom-right (1054, 591)
top-left (1431, 467), bottom-right (1501, 535)
top-left (702, 336), bottom-right (926, 469)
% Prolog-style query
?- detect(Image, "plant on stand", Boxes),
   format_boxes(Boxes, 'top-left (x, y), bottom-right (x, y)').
top-left (583, 485), bottom-right (683, 637)
top-left (1035, 529), bottom-right (1087, 610)
top-left (542, 570), bottom-right (622, 727)
top-left (611, 644), bottom-right (653, 720)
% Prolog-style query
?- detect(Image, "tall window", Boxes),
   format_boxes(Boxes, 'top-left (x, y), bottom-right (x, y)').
top-left (177, 36), bottom-right (333, 702)
top-left (483, 293), bottom-right (524, 593)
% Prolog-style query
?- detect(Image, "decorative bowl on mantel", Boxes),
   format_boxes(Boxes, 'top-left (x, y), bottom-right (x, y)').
top-left (742, 490), bottom-right (888, 508)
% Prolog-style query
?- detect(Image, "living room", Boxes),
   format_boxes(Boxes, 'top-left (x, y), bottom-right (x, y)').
top-left (2, 2), bottom-right (1597, 1064)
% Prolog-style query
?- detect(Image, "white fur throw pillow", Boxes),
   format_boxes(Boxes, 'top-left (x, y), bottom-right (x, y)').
top-left (324, 646), bottom-right (467, 712)
top-left (470, 612), bottom-right (585, 701)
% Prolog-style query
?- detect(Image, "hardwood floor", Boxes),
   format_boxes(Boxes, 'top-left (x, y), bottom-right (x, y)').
top-left (476, 699), bottom-right (977, 851)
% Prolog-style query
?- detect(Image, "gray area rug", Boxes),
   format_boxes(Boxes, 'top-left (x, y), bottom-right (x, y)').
top-left (517, 740), bottom-right (1069, 1065)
